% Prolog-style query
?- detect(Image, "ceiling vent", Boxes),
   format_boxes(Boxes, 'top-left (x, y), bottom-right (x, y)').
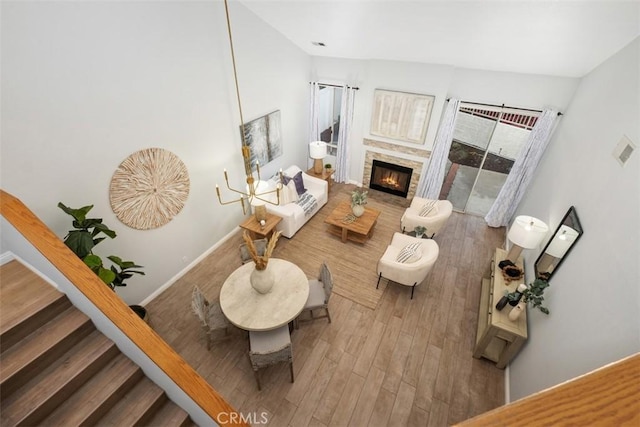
top-left (311, 41), bottom-right (326, 47)
top-left (613, 135), bottom-right (635, 167)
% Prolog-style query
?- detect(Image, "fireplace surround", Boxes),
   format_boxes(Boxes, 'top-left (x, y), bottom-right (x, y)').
top-left (369, 160), bottom-right (413, 198)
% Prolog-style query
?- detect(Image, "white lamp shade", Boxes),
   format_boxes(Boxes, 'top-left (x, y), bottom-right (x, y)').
top-left (507, 215), bottom-right (549, 249)
top-left (545, 225), bottom-right (578, 258)
top-left (309, 141), bottom-right (327, 159)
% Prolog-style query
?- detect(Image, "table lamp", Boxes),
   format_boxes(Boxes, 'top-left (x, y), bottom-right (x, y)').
top-left (506, 215), bottom-right (549, 262)
top-left (249, 180), bottom-right (270, 222)
top-left (309, 141), bottom-right (327, 174)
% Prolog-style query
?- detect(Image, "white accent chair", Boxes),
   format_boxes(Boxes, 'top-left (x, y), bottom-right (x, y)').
top-left (376, 232), bottom-right (440, 299)
top-left (295, 262), bottom-right (333, 328)
top-left (248, 325), bottom-right (294, 390)
top-left (400, 198), bottom-right (453, 238)
top-left (191, 286), bottom-right (231, 350)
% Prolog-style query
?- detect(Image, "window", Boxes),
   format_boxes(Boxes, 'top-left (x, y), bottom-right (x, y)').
top-left (317, 85), bottom-right (342, 156)
top-left (441, 105), bottom-right (539, 216)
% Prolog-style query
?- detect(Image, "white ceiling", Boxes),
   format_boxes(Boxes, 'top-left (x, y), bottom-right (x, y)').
top-left (238, 0), bottom-right (640, 77)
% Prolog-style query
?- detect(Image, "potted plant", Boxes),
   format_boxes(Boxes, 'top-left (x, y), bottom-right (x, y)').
top-left (324, 163), bottom-right (332, 171)
top-left (351, 188), bottom-right (368, 217)
top-left (506, 278), bottom-right (550, 320)
top-left (414, 225), bottom-right (427, 238)
top-left (58, 203), bottom-right (147, 319)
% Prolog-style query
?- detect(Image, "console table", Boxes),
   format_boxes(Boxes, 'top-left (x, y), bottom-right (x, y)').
top-left (473, 247), bottom-right (527, 369)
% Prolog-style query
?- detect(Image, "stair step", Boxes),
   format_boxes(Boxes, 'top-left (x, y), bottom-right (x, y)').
top-left (143, 399), bottom-right (193, 427)
top-left (41, 353), bottom-right (144, 426)
top-left (0, 305), bottom-right (93, 400)
top-left (0, 260), bottom-right (70, 351)
top-left (0, 329), bottom-right (119, 426)
top-left (96, 376), bottom-right (167, 426)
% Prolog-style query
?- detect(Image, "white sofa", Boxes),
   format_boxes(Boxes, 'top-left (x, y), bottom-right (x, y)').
top-left (261, 165), bottom-right (328, 238)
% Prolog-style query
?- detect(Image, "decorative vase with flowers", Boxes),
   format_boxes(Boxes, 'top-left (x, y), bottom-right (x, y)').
top-left (351, 188), bottom-right (368, 217)
top-left (243, 230), bottom-right (281, 294)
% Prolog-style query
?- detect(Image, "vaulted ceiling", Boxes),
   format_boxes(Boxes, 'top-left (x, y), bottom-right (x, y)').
top-left (239, 0), bottom-right (640, 77)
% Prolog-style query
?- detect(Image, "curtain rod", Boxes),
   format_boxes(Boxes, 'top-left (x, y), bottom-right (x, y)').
top-left (447, 98), bottom-right (562, 116)
top-left (310, 81), bottom-right (359, 90)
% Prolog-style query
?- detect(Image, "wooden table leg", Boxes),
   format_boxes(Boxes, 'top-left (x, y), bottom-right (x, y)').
top-left (341, 227), bottom-right (348, 243)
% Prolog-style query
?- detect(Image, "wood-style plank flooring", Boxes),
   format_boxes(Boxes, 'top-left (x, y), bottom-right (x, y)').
top-left (146, 183), bottom-right (507, 426)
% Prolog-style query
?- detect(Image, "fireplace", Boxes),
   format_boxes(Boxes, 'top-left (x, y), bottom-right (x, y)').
top-left (369, 160), bottom-right (413, 198)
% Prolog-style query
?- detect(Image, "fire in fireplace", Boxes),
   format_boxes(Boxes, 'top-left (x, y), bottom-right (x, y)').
top-left (369, 160), bottom-right (413, 198)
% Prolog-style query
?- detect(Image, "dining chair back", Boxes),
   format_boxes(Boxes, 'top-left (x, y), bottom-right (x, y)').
top-left (295, 262), bottom-right (333, 328)
top-left (191, 285), bottom-right (231, 350)
top-left (248, 325), bottom-right (294, 390)
top-left (239, 238), bottom-right (268, 264)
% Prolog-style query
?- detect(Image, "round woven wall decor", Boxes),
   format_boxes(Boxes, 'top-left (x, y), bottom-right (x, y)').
top-left (109, 148), bottom-right (190, 230)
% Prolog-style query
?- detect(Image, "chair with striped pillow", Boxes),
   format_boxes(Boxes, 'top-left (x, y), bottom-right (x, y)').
top-left (376, 232), bottom-right (439, 299)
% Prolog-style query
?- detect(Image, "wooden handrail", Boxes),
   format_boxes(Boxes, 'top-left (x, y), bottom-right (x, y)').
top-left (456, 352), bottom-right (640, 426)
top-left (1, 189), bottom-right (246, 426)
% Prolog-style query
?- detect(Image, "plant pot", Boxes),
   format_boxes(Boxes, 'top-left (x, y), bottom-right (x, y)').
top-left (130, 305), bottom-right (148, 323)
top-left (508, 301), bottom-right (526, 321)
top-left (352, 204), bottom-right (365, 217)
top-left (250, 265), bottom-right (274, 294)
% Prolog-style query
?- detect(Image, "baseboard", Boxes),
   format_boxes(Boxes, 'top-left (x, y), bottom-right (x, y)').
top-left (0, 251), bottom-right (15, 265)
top-left (504, 364), bottom-right (511, 403)
top-left (139, 227), bottom-right (242, 306)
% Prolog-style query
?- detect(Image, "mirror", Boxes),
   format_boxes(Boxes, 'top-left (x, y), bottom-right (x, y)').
top-left (535, 206), bottom-right (583, 281)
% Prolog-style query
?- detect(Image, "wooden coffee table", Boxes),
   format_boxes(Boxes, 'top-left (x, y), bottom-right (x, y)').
top-left (240, 212), bottom-right (282, 240)
top-left (324, 201), bottom-right (381, 243)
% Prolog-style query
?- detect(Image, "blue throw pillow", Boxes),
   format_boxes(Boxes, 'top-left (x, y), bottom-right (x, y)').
top-left (291, 171), bottom-right (306, 195)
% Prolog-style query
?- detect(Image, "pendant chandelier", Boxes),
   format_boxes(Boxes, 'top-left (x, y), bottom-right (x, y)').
top-left (215, 0), bottom-right (282, 214)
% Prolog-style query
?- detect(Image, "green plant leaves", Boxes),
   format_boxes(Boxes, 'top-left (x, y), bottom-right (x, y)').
top-left (58, 202), bottom-right (142, 290)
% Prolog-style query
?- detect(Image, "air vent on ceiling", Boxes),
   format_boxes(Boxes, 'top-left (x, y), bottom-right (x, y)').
top-left (613, 135), bottom-right (636, 167)
top-left (312, 41), bottom-right (326, 47)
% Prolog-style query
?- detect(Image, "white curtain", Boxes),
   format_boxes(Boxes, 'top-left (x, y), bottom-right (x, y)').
top-left (334, 85), bottom-right (356, 183)
top-left (308, 82), bottom-right (321, 143)
top-left (485, 109), bottom-right (559, 227)
top-left (416, 98), bottom-right (460, 199)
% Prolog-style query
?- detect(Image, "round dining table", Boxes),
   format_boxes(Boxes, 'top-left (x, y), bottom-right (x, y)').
top-left (219, 258), bottom-right (309, 331)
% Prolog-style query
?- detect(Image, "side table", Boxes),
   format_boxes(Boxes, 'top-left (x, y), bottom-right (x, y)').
top-left (306, 168), bottom-right (334, 193)
top-left (240, 213), bottom-right (282, 240)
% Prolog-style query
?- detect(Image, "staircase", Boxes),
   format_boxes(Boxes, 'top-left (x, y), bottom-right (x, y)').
top-left (0, 259), bottom-right (195, 426)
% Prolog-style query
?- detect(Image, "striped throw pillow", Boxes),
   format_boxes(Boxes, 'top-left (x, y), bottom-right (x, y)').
top-left (419, 200), bottom-right (438, 217)
top-left (396, 242), bottom-right (422, 263)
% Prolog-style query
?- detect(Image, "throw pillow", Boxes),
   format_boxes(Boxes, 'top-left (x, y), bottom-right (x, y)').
top-left (396, 242), bottom-right (422, 263)
top-left (419, 200), bottom-right (438, 217)
top-left (287, 180), bottom-right (299, 202)
top-left (279, 182), bottom-right (292, 205)
top-left (291, 170), bottom-right (306, 196)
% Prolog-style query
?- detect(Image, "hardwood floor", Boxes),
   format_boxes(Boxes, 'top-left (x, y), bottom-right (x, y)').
top-left (146, 183), bottom-right (507, 426)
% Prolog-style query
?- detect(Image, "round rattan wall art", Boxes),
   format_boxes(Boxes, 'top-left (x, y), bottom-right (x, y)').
top-left (109, 148), bottom-right (190, 230)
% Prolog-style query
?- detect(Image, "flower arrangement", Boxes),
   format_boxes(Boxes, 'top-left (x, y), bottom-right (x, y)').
top-left (414, 225), bottom-right (427, 236)
top-left (242, 230), bottom-right (281, 270)
top-left (351, 188), bottom-right (368, 206)
top-left (507, 278), bottom-right (550, 314)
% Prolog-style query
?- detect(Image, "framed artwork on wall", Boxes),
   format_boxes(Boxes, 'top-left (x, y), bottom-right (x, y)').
top-left (240, 110), bottom-right (282, 170)
top-left (370, 89), bottom-right (435, 144)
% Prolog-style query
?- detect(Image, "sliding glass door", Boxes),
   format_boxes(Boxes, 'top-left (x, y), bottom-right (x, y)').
top-left (442, 106), bottom-right (538, 216)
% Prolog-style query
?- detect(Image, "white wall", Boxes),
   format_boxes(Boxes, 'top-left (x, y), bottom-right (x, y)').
top-left (1, 1), bottom-right (310, 304)
top-left (310, 56), bottom-right (579, 185)
top-left (508, 37), bottom-right (640, 400)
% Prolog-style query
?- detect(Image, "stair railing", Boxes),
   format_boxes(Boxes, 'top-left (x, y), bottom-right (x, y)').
top-left (1, 189), bottom-right (247, 426)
